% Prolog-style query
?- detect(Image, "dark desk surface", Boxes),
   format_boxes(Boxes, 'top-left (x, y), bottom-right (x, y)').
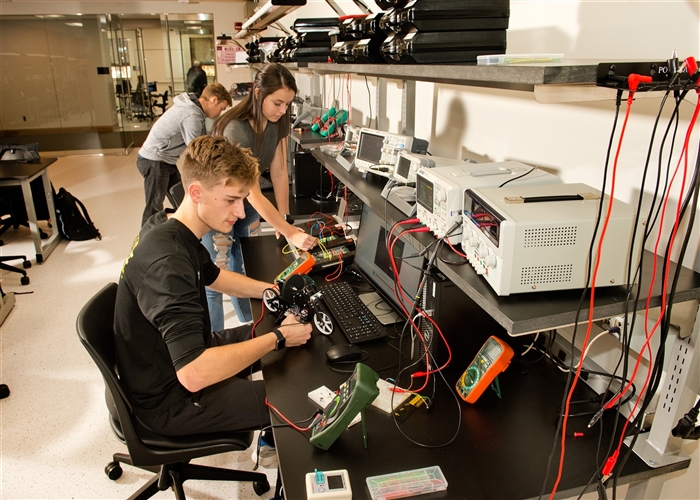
top-left (241, 235), bottom-right (690, 500)
top-left (291, 128), bottom-right (344, 147)
top-left (310, 150), bottom-right (700, 336)
top-left (0, 158), bottom-right (57, 179)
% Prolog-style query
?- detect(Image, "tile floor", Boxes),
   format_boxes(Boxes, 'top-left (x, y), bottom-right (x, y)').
top-left (0, 151), bottom-right (276, 500)
top-left (0, 151), bottom-right (697, 499)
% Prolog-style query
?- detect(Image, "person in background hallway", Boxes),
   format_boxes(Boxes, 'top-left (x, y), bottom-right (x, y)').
top-left (186, 61), bottom-right (208, 97)
top-left (202, 62), bottom-right (316, 329)
top-left (137, 83), bottom-right (231, 226)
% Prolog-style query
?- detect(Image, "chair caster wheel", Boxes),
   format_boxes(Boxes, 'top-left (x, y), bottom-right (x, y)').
top-left (253, 478), bottom-right (270, 496)
top-left (20, 276), bottom-right (30, 286)
top-left (23, 260), bottom-right (31, 269)
top-left (105, 461), bottom-right (122, 480)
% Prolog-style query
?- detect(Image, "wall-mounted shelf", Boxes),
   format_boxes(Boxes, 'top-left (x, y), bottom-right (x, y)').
top-left (275, 60), bottom-right (636, 104)
top-left (306, 60), bottom-right (601, 91)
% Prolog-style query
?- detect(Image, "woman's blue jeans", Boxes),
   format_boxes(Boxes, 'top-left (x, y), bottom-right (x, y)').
top-left (202, 203), bottom-right (259, 329)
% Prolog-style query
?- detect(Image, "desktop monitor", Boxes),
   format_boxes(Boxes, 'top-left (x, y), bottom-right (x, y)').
top-left (147, 81), bottom-right (157, 93)
top-left (354, 204), bottom-right (424, 315)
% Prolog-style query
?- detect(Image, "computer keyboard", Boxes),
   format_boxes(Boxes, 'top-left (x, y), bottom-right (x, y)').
top-left (319, 281), bottom-right (388, 344)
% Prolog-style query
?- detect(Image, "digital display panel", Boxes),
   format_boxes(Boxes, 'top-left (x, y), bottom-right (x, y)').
top-left (483, 338), bottom-right (502, 361)
top-left (395, 155), bottom-right (411, 181)
top-left (416, 175), bottom-right (434, 212)
top-left (327, 474), bottom-right (344, 489)
top-left (356, 131), bottom-right (384, 165)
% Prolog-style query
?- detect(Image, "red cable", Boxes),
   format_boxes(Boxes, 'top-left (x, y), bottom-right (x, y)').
top-left (250, 296), bottom-right (267, 338)
top-left (324, 254), bottom-right (344, 281)
top-left (447, 240), bottom-right (467, 258)
top-left (603, 94), bottom-right (700, 473)
top-left (607, 96), bottom-right (699, 412)
top-left (327, 170), bottom-right (334, 198)
top-left (388, 227), bottom-right (453, 386)
top-left (549, 88), bottom-right (635, 499)
top-left (266, 398), bottom-right (315, 432)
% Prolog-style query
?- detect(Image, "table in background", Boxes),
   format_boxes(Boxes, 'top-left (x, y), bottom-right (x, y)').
top-left (241, 235), bottom-right (691, 500)
top-left (0, 158), bottom-right (60, 262)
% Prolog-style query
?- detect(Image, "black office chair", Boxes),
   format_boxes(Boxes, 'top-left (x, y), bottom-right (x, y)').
top-left (151, 90), bottom-right (169, 116)
top-left (0, 202), bottom-right (31, 285)
top-left (131, 90), bottom-right (151, 121)
top-left (76, 283), bottom-right (271, 499)
top-left (166, 182), bottom-right (184, 209)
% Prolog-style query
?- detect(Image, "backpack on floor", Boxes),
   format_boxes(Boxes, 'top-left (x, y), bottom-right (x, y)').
top-left (53, 186), bottom-right (101, 241)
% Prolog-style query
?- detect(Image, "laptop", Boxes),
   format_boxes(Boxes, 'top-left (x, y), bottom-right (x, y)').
top-left (345, 204), bottom-right (425, 325)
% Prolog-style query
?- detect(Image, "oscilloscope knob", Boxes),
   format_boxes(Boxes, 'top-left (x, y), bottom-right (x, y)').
top-left (478, 246), bottom-right (488, 258)
top-left (468, 236), bottom-right (479, 248)
top-left (436, 190), bottom-right (446, 202)
top-left (485, 254), bottom-right (497, 268)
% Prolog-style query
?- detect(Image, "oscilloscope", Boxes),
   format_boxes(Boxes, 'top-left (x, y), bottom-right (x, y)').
top-left (416, 161), bottom-right (560, 243)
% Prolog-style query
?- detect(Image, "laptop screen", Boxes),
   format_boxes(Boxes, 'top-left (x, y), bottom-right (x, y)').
top-left (354, 204), bottom-right (424, 313)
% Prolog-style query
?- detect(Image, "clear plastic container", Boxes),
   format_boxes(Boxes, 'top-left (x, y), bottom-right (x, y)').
top-left (366, 466), bottom-right (447, 500)
top-left (320, 143), bottom-right (343, 157)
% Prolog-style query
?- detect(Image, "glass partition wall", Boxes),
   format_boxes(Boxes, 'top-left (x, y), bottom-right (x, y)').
top-left (0, 13), bottom-right (215, 156)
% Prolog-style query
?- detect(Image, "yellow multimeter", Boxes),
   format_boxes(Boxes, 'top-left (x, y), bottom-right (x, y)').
top-left (456, 336), bottom-right (514, 403)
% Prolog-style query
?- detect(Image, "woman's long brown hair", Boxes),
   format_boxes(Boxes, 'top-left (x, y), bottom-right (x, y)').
top-left (210, 63), bottom-right (297, 157)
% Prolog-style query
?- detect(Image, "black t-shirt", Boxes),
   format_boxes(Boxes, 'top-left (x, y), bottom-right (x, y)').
top-left (114, 211), bottom-right (221, 417)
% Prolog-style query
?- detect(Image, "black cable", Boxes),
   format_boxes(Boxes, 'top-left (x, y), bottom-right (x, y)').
top-left (614, 114), bottom-right (700, 491)
top-left (610, 78), bottom-right (697, 496)
top-left (672, 398), bottom-right (700, 438)
top-left (539, 89), bottom-right (623, 500)
top-left (498, 166), bottom-right (537, 188)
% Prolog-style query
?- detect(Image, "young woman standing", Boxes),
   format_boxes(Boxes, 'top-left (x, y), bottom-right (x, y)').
top-left (204, 63), bottom-right (317, 327)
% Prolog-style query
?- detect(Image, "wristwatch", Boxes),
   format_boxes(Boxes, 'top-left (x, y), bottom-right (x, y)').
top-left (272, 328), bottom-right (286, 351)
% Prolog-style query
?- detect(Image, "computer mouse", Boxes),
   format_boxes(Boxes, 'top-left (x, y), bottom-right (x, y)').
top-left (325, 343), bottom-right (363, 363)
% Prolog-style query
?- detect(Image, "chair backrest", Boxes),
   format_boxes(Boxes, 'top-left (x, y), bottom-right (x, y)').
top-left (77, 282), bottom-right (255, 466)
top-left (153, 90), bottom-right (169, 112)
top-left (76, 283), bottom-right (154, 464)
top-left (167, 182), bottom-right (184, 209)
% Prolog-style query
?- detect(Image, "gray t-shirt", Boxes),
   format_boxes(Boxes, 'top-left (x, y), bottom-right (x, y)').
top-left (138, 93), bottom-right (206, 165)
top-left (222, 119), bottom-right (279, 173)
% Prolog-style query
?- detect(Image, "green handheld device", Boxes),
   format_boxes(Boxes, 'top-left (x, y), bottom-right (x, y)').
top-left (309, 363), bottom-right (379, 451)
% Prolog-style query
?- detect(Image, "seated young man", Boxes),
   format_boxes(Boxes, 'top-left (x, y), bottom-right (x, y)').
top-left (114, 135), bottom-right (312, 464)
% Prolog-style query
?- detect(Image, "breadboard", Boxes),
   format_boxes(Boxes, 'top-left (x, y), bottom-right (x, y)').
top-left (371, 379), bottom-right (412, 414)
